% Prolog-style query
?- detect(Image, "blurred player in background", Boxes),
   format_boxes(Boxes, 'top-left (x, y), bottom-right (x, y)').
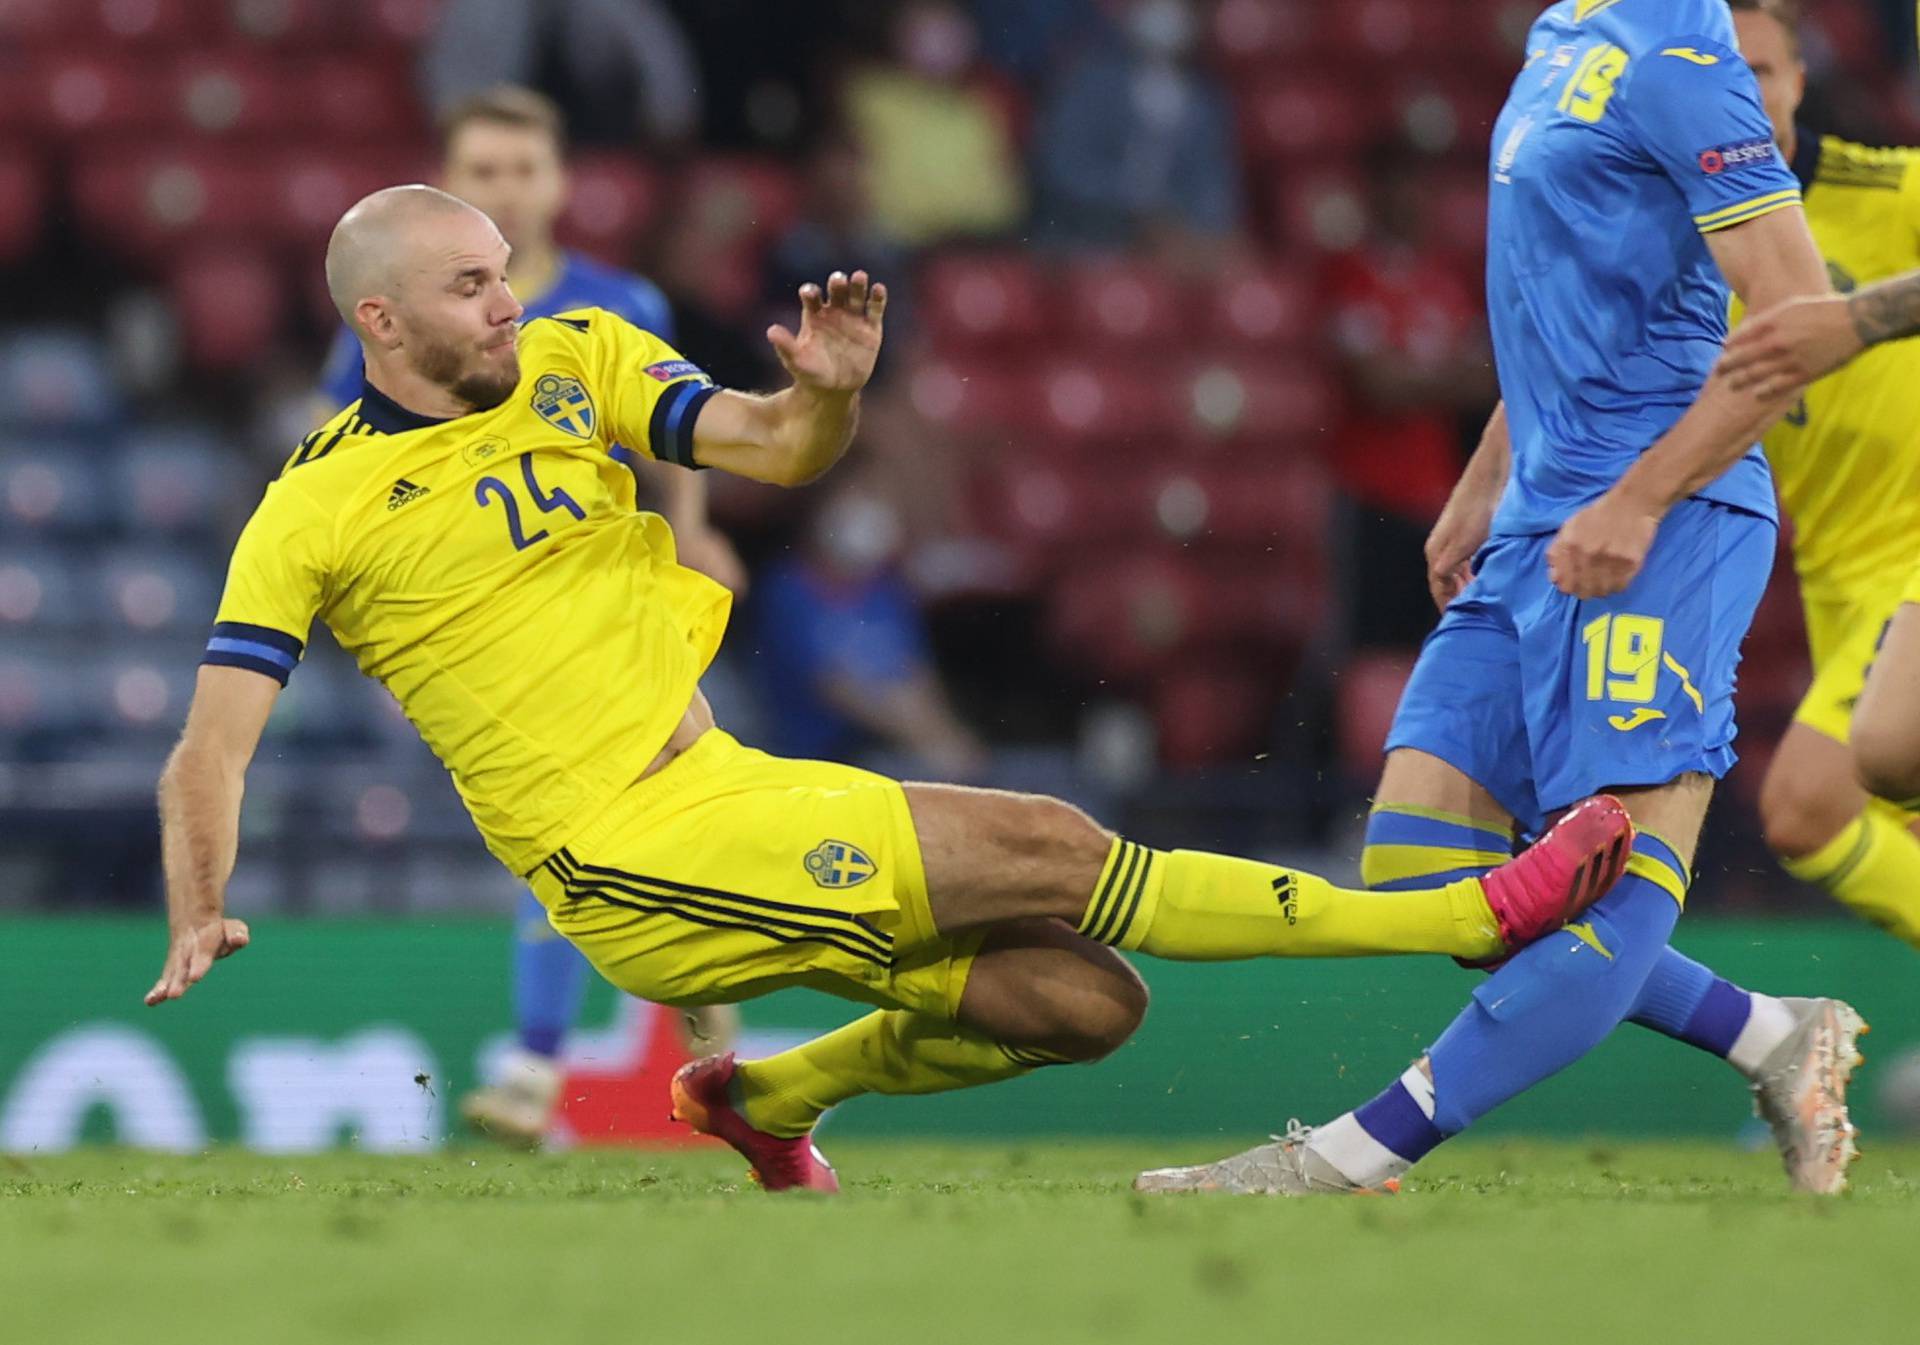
top-left (315, 85), bottom-right (745, 1145)
top-left (1719, 0), bottom-right (1920, 953)
top-left (147, 186), bottom-right (1637, 1194)
top-left (1140, 0), bottom-right (1863, 1198)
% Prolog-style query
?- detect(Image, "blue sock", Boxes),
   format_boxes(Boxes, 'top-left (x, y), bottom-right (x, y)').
top-left (514, 889), bottom-right (589, 1059)
top-left (1629, 949), bottom-right (1754, 1058)
top-left (1359, 805), bottom-right (1512, 891)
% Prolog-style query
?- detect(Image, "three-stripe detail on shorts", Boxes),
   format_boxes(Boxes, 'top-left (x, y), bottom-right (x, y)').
top-left (1079, 839), bottom-right (1156, 947)
top-left (542, 847), bottom-right (894, 968)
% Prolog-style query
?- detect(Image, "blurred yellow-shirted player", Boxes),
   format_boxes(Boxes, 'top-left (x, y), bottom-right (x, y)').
top-left (1733, 0), bottom-right (1920, 946)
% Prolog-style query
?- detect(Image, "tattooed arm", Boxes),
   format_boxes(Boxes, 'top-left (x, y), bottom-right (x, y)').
top-left (1718, 268), bottom-right (1920, 397)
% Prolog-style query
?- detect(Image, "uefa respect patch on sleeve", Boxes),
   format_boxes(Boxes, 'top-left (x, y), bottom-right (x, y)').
top-left (645, 360), bottom-right (706, 382)
top-left (1696, 137), bottom-right (1777, 176)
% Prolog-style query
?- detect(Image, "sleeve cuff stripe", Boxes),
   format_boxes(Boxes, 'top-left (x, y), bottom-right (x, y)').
top-left (210, 621), bottom-right (304, 658)
top-left (205, 637), bottom-right (299, 672)
top-left (202, 650), bottom-right (294, 685)
top-left (1696, 196), bottom-right (1802, 232)
top-left (1693, 189), bottom-right (1800, 226)
top-left (660, 381), bottom-right (717, 469)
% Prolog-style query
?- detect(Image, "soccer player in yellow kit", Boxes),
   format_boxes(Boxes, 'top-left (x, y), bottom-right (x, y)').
top-left (1723, 0), bottom-right (1920, 947)
top-left (144, 185), bottom-right (1632, 1192)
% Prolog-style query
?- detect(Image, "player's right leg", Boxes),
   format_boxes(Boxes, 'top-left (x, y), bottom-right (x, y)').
top-left (1758, 580), bottom-right (1920, 946)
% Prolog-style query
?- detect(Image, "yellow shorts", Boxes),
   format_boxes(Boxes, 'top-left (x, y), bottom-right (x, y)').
top-left (527, 729), bottom-right (981, 1020)
top-left (1794, 581), bottom-right (1908, 744)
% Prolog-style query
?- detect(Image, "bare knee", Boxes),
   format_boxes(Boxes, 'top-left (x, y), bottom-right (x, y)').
top-left (1855, 735), bottom-right (1920, 806)
top-left (1050, 961), bottom-right (1149, 1062)
top-left (908, 783), bottom-right (1116, 930)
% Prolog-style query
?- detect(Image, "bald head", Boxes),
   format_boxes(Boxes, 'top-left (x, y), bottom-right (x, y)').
top-left (324, 185), bottom-right (496, 328)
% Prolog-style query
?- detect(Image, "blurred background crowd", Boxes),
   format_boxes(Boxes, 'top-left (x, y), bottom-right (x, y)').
top-left (2, 0), bottom-right (1917, 919)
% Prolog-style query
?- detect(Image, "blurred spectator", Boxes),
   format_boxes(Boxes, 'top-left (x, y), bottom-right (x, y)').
top-left (423, 0), bottom-right (701, 147)
top-left (842, 1), bottom-right (1027, 247)
top-left (1322, 140), bottom-right (1496, 650)
top-left (755, 481), bottom-right (987, 779)
top-left (1031, 0), bottom-right (1241, 261)
top-left (764, 134), bottom-right (916, 362)
top-left (969, 0), bottom-right (1107, 88)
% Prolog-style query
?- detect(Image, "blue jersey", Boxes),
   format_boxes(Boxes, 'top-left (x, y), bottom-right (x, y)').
top-left (1486, 0), bottom-right (1802, 537)
top-left (317, 249), bottom-right (673, 408)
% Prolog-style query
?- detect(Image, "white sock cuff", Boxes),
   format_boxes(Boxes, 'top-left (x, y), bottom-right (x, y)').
top-left (1399, 1064), bottom-right (1437, 1119)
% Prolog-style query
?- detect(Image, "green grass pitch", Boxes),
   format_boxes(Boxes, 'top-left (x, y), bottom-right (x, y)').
top-left (4, 1141), bottom-right (1916, 1345)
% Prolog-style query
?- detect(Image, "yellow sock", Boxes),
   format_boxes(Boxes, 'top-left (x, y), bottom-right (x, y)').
top-left (1077, 838), bottom-right (1502, 961)
top-left (1780, 804), bottom-right (1920, 948)
top-left (734, 1011), bottom-right (1066, 1138)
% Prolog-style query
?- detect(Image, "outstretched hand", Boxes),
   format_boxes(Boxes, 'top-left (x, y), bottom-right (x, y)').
top-left (768, 270), bottom-right (887, 396)
top-left (1717, 294), bottom-right (1862, 399)
top-left (145, 917), bottom-right (250, 1006)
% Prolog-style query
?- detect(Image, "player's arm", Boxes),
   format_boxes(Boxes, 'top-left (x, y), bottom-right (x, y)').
top-left (145, 667), bottom-right (278, 1005)
top-left (1719, 269), bottom-right (1920, 395)
top-left (1425, 401), bottom-right (1509, 610)
top-left (689, 271), bottom-right (886, 488)
top-left (1548, 207), bottom-right (1827, 597)
top-left (147, 481), bottom-right (327, 1003)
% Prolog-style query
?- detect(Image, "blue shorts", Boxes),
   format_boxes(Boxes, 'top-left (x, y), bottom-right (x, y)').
top-left (1386, 498), bottom-right (1777, 835)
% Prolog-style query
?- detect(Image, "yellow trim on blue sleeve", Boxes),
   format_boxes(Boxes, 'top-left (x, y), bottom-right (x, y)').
top-left (1694, 189), bottom-right (1802, 233)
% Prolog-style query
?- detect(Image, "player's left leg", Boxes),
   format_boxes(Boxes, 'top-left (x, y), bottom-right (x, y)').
top-left (725, 918), bottom-right (1147, 1140)
top-left (1852, 597), bottom-right (1920, 808)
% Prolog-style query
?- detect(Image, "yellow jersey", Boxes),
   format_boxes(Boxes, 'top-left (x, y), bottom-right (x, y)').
top-left (204, 310), bottom-right (732, 874)
top-left (1757, 133), bottom-right (1920, 602)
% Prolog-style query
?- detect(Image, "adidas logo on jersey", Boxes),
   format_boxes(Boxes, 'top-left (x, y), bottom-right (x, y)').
top-left (388, 478), bottom-right (430, 510)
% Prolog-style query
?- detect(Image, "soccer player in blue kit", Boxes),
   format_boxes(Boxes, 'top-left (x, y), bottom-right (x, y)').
top-left (1138, 0), bottom-right (1866, 1196)
top-left (313, 86), bottom-right (745, 1143)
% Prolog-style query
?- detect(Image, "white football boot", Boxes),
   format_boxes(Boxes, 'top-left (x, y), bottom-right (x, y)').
top-left (1750, 996), bottom-right (1868, 1195)
top-left (459, 1048), bottom-right (564, 1147)
top-left (1134, 1121), bottom-right (1400, 1196)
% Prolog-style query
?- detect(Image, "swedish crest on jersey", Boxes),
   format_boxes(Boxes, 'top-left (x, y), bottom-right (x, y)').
top-left (804, 840), bottom-right (875, 889)
top-left (530, 373), bottom-right (596, 439)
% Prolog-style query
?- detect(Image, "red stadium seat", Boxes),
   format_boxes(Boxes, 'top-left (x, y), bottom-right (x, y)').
top-left (166, 52), bottom-right (299, 137)
top-left (1061, 259), bottom-right (1185, 349)
top-left (75, 0), bottom-right (208, 48)
top-left (1145, 458), bottom-right (1333, 556)
top-left (1180, 358), bottom-right (1338, 442)
top-left (0, 148), bottom-right (45, 262)
top-left (1267, 166), bottom-right (1368, 253)
top-left (1429, 169), bottom-right (1490, 260)
top-left (167, 245), bottom-right (286, 371)
top-left (1210, 0), bottom-right (1325, 70)
top-left (1335, 650), bottom-right (1418, 780)
top-left (907, 357), bottom-right (1034, 434)
top-left (1154, 663), bottom-right (1274, 768)
top-left (34, 57), bottom-right (166, 138)
top-left (919, 253), bottom-right (1049, 351)
top-left (556, 152), bottom-right (659, 262)
top-left (296, 54), bottom-right (422, 142)
top-left (1047, 551), bottom-right (1214, 683)
top-left (1327, 0), bottom-right (1452, 62)
top-left (1239, 75), bottom-right (1371, 163)
top-left (0, 0), bottom-right (74, 47)
top-left (1208, 264), bottom-right (1314, 350)
top-left (226, 0), bottom-right (339, 48)
top-left (365, 0), bottom-right (445, 48)
top-left (1035, 358), bottom-right (1181, 442)
top-left (74, 146), bottom-right (268, 258)
top-left (683, 157), bottom-right (801, 242)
